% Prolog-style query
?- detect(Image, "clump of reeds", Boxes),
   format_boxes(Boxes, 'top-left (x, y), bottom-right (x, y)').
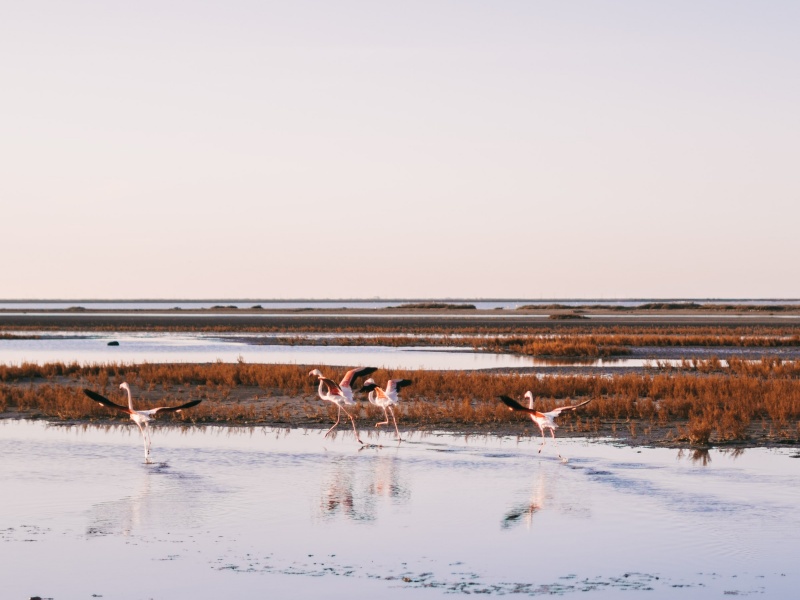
top-left (481, 336), bottom-right (629, 357)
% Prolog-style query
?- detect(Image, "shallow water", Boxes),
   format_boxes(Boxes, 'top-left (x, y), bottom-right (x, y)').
top-left (2, 420), bottom-right (797, 599)
top-left (0, 331), bottom-right (670, 369)
top-left (0, 332), bottom-right (533, 369)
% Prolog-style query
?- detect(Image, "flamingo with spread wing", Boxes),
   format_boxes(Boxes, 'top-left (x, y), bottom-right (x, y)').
top-left (84, 383), bottom-right (202, 462)
top-left (359, 377), bottom-right (413, 439)
top-left (499, 392), bottom-right (591, 460)
top-left (309, 367), bottom-right (376, 444)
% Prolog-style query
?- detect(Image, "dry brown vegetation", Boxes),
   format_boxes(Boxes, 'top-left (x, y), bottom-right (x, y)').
top-left (4, 320), bottom-right (799, 339)
top-left (208, 329), bottom-right (800, 358)
top-left (1, 359), bottom-right (799, 447)
top-left (248, 335), bottom-right (631, 357)
top-left (3, 317), bottom-right (800, 445)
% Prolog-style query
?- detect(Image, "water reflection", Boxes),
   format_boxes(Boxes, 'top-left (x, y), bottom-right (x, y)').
top-left (0, 330), bottom-right (744, 370)
top-left (317, 454), bottom-right (409, 522)
top-left (0, 334), bottom-right (540, 371)
top-left (367, 455), bottom-right (409, 502)
top-left (2, 421), bottom-right (799, 599)
top-left (318, 457), bottom-right (362, 520)
top-left (675, 448), bottom-right (713, 466)
top-left (501, 461), bottom-right (593, 532)
top-left (87, 468), bottom-right (154, 537)
top-left (678, 447), bottom-right (746, 466)
top-left (86, 463), bottom-right (204, 537)
top-left (501, 471), bottom-right (546, 530)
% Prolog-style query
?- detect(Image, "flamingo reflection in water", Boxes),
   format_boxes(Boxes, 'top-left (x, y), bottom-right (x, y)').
top-left (83, 383), bottom-right (202, 462)
top-left (502, 471), bottom-right (547, 530)
top-left (319, 455), bottom-right (409, 522)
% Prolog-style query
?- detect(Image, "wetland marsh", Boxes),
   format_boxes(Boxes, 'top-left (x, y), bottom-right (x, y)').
top-left (2, 304), bottom-right (799, 598)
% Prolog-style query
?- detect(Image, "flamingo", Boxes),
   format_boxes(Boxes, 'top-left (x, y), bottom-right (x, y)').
top-left (319, 366), bottom-right (377, 403)
top-left (83, 383), bottom-right (202, 462)
top-left (499, 392), bottom-right (591, 460)
top-left (309, 367), bottom-right (376, 444)
top-left (359, 378), bottom-right (412, 439)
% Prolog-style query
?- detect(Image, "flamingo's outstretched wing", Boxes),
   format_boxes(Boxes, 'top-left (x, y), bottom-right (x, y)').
top-left (499, 395), bottom-right (543, 417)
top-left (319, 377), bottom-right (344, 396)
top-left (142, 399), bottom-right (203, 416)
top-left (84, 389), bottom-right (133, 415)
top-left (359, 381), bottom-right (378, 394)
top-left (547, 399), bottom-right (592, 416)
top-left (340, 367), bottom-right (377, 388)
top-left (386, 379), bottom-right (413, 394)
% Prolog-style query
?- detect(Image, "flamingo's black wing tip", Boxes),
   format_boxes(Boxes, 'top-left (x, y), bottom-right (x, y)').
top-left (498, 395), bottom-right (527, 412)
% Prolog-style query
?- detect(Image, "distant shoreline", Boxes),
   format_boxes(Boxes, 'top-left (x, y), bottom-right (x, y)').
top-left (2, 305), bottom-right (800, 331)
top-left (2, 297), bottom-right (800, 302)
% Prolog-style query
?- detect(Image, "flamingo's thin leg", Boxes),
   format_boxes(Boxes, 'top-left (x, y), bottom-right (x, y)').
top-left (325, 406), bottom-right (343, 438)
top-left (550, 429), bottom-right (565, 460)
top-left (388, 406), bottom-right (401, 439)
top-left (341, 405), bottom-right (363, 445)
top-left (136, 422), bottom-right (151, 463)
top-left (376, 408), bottom-right (389, 427)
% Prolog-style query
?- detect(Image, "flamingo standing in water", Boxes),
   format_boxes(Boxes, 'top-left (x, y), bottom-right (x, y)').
top-left (499, 392), bottom-right (591, 460)
top-left (359, 378), bottom-right (412, 439)
top-left (83, 383), bottom-right (202, 462)
top-left (309, 367), bottom-right (376, 444)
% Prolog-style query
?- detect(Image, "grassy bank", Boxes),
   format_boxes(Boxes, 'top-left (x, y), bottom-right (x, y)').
top-left (1, 360), bottom-right (798, 447)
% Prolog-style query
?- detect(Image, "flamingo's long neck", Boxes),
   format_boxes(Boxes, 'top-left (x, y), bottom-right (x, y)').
top-left (527, 395), bottom-right (534, 409)
top-left (124, 386), bottom-right (135, 411)
top-left (317, 378), bottom-right (326, 398)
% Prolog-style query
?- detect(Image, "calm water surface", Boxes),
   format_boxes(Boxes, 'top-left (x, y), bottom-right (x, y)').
top-left (1, 420), bottom-right (797, 599)
top-left (0, 332), bottom-right (671, 369)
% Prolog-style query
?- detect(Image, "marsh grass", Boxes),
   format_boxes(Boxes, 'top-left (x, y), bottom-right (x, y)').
top-left (1, 359), bottom-right (798, 445)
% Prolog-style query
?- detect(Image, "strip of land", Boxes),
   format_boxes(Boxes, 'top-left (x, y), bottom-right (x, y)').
top-left (1, 306), bottom-right (798, 448)
top-left (1, 360), bottom-right (797, 448)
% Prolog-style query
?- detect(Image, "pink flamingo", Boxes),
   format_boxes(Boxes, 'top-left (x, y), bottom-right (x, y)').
top-left (84, 383), bottom-right (202, 462)
top-left (499, 392), bottom-right (591, 460)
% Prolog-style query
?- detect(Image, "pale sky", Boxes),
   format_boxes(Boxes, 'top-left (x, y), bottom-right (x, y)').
top-left (2, 1), bottom-right (799, 299)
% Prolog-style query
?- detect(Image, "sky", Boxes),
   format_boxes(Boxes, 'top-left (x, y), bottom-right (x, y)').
top-left (2, 1), bottom-right (799, 299)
